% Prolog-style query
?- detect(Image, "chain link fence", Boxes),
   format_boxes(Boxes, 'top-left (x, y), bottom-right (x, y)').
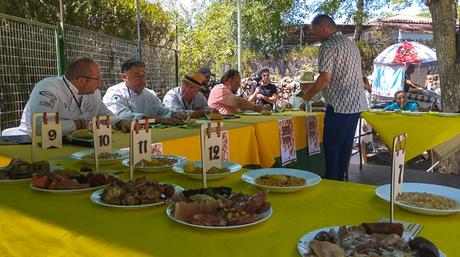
top-left (0, 14), bottom-right (177, 131)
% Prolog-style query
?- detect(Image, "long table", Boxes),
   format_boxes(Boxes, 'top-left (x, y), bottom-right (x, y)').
top-left (0, 167), bottom-right (457, 257)
top-left (0, 111), bottom-right (325, 175)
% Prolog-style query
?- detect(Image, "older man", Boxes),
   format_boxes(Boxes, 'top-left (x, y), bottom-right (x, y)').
top-left (19, 57), bottom-right (130, 134)
top-left (103, 59), bottom-right (183, 125)
top-left (302, 15), bottom-right (368, 181)
top-left (163, 71), bottom-right (208, 118)
top-left (208, 69), bottom-right (265, 115)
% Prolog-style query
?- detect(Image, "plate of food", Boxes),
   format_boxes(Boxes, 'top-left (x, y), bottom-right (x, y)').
top-left (242, 110), bottom-right (271, 116)
top-left (0, 159), bottom-right (54, 183)
top-left (31, 169), bottom-right (116, 193)
top-left (436, 112), bottom-right (460, 117)
top-left (241, 168), bottom-right (321, 193)
top-left (70, 149), bottom-right (128, 165)
top-left (122, 155), bottom-right (187, 173)
top-left (166, 187), bottom-right (272, 229)
top-left (90, 177), bottom-right (182, 208)
top-left (297, 222), bottom-right (445, 257)
top-left (375, 183), bottom-right (460, 215)
top-left (401, 111), bottom-right (425, 116)
top-left (173, 161), bottom-right (242, 180)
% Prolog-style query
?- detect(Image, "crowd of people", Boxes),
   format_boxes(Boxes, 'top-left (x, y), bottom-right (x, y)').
top-left (16, 14), bottom-right (448, 181)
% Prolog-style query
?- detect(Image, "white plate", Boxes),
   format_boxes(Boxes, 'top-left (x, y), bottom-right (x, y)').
top-left (122, 155), bottom-right (187, 173)
top-left (166, 204), bottom-right (272, 229)
top-left (297, 226), bottom-right (446, 257)
top-left (90, 184), bottom-right (183, 209)
top-left (241, 168), bottom-right (321, 193)
top-left (401, 111), bottom-right (425, 116)
top-left (173, 161), bottom-right (242, 180)
top-left (436, 112), bottom-right (460, 117)
top-left (31, 183), bottom-right (106, 194)
top-left (70, 149), bottom-right (128, 165)
top-left (242, 111), bottom-right (261, 115)
top-left (375, 183), bottom-right (460, 216)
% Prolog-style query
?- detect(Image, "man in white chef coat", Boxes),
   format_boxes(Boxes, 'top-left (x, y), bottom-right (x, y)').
top-left (103, 59), bottom-right (184, 125)
top-left (19, 57), bottom-right (131, 134)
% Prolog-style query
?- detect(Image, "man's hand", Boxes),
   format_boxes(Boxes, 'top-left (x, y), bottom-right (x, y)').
top-left (256, 93), bottom-right (265, 99)
top-left (115, 119), bottom-right (131, 132)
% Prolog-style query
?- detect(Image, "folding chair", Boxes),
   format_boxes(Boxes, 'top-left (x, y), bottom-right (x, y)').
top-left (427, 134), bottom-right (460, 172)
top-left (406, 93), bottom-right (436, 112)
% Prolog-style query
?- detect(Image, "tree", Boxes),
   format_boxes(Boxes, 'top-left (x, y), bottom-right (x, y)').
top-left (0, 0), bottom-right (174, 46)
top-left (426, 0), bottom-right (460, 173)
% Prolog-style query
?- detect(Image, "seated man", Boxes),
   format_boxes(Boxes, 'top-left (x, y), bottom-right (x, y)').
top-left (248, 68), bottom-right (278, 108)
top-left (289, 70), bottom-right (325, 110)
top-left (404, 64), bottom-right (424, 93)
top-left (19, 57), bottom-right (130, 134)
top-left (103, 59), bottom-right (183, 125)
top-left (384, 90), bottom-right (419, 111)
top-left (208, 69), bottom-right (266, 115)
top-left (163, 71), bottom-right (208, 118)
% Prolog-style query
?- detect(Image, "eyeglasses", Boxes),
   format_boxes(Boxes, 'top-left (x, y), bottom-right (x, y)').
top-left (80, 76), bottom-right (100, 81)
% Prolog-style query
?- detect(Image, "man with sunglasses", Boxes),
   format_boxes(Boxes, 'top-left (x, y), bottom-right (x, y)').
top-left (19, 57), bottom-right (131, 134)
top-left (248, 68), bottom-right (278, 108)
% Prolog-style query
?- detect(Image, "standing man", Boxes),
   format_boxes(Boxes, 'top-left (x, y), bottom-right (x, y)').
top-left (163, 71), bottom-right (208, 118)
top-left (302, 15), bottom-right (368, 180)
top-left (103, 59), bottom-right (183, 125)
top-left (248, 68), bottom-right (278, 108)
top-left (208, 69), bottom-right (265, 115)
top-left (19, 57), bottom-right (130, 134)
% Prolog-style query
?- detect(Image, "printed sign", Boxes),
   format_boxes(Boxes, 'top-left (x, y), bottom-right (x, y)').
top-left (221, 131), bottom-right (229, 161)
top-left (129, 118), bottom-right (154, 180)
top-left (200, 122), bottom-right (223, 188)
top-left (390, 134), bottom-right (407, 223)
top-left (31, 112), bottom-right (62, 162)
top-left (92, 116), bottom-right (112, 171)
top-left (306, 114), bottom-right (320, 156)
top-left (279, 118), bottom-right (296, 166)
top-left (151, 143), bottom-right (163, 156)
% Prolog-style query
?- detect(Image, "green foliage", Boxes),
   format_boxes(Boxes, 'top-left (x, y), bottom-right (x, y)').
top-left (0, 0), bottom-right (174, 46)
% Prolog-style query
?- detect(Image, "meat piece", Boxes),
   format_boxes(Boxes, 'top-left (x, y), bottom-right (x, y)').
top-left (121, 192), bottom-right (138, 205)
top-left (227, 214), bottom-right (261, 226)
top-left (314, 231), bottom-right (334, 242)
top-left (361, 223), bottom-right (404, 237)
top-left (241, 191), bottom-right (268, 214)
top-left (161, 184), bottom-right (175, 198)
top-left (32, 175), bottom-right (49, 188)
top-left (409, 237), bottom-right (439, 257)
top-left (190, 214), bottom-right (226, 226)
top-left (309, 240), bottom-right (346, 257)
top-left (173, 200), bottom-right (218, 221)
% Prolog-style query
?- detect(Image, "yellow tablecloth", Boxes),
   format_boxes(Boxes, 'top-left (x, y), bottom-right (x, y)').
top-left (362, 112), bottom-right (460, 161)
top-left (0, 168), bottom-right (457, 257)
top-left (227, 111), bottom-right (324, 167)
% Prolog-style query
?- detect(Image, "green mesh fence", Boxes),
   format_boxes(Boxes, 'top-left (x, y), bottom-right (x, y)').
top-left (0, 14), bottom-right (58, 131)
top-left (0, 14), bottom-right (177, 132)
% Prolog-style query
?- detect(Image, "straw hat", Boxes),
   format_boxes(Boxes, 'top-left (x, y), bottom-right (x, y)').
top-left (183, 71), bottom-right (206, 89)
top-left (295, 70), bottom-right (315, 84)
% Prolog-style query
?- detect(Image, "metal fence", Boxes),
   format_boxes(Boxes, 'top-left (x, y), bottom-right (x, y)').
top-left (0, 13), bottom-right (177, 131)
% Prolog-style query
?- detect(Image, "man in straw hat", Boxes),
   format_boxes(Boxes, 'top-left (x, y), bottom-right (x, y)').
top-left (103, 58), bottom-right (184, 125)
top-left (208, 69), bottom-right (268, 115)
top-left (302, 15), bottom-right (368, 181)
top-left (163, 71), bottom-right (209, 118)
top-left (290, 70), bottom-right (324, 110)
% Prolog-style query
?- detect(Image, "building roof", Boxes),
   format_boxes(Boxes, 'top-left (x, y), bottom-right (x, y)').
top-left (375, 14), bottom-right (432, 25)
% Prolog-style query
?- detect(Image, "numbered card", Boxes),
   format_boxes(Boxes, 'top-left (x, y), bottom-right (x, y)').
top-left (92, 116), bottom-right (112, 171)
top-left (31, 112), bottom-right (62, 161)
top-left (306, 114), bottom-right (320, 156)
top-left (390, 133), bottom-right (407, 222)
top-left (200, 122), bottom-right (223, 187)
top-left (129, 119), bottom-right (153, 180)
top-left (279, 118), bottom-right (296, 166)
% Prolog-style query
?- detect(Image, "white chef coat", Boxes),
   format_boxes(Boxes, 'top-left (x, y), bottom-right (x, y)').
top-left (19, 76), bottom-right (121, 134)
top-left (163, 86), bottom-right (208, 113)
top-left (102, 82), bottom-right (171, 120)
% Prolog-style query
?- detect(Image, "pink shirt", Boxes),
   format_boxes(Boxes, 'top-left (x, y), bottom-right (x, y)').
top-left (208, 83), bottom-right (238, 115)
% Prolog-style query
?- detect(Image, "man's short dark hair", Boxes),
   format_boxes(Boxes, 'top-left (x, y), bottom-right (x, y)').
top-left (65, 57), bottom-right (97, 80)
top-left (121, 58), bottom-right (145, 73)
top-left (221, 69), bottom-right (240, 83)
top-left (311, 14), bottom-right (336, 28)
top-left (259, 68), bottom-right (270, 77)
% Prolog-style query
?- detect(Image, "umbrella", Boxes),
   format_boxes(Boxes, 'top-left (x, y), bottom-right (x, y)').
top-left (374, 41), bottom-right (437, 66)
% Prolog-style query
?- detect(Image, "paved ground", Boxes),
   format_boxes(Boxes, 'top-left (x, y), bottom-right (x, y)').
top-left (347, 152), bottom-right (460, 189)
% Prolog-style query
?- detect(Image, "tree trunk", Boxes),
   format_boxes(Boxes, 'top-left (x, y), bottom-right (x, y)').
top-left (428, 0), bottom-right (460, 174)
top-left (353, 0), bottom-right (365, 42)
